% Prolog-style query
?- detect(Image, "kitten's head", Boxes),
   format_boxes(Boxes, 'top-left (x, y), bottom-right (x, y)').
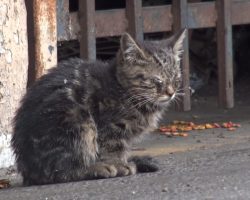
top-left (116, 30), bottom-right (186, 108)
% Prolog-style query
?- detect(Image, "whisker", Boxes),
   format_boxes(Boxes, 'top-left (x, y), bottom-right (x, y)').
top-left (175, 92), bottom-right (185, 96)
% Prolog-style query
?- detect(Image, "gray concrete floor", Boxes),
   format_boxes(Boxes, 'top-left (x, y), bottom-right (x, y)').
top-left (0, 96), bottom-right (250, 200)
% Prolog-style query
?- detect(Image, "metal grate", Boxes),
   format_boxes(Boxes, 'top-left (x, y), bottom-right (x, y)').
top-left (27, 0), bottom-right (250, 110)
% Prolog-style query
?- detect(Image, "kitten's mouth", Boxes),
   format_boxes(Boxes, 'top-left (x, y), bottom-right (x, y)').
top-left (158, 93), bottom-right (176, 104)
top-left (158, 96), bottom-right (171, 103)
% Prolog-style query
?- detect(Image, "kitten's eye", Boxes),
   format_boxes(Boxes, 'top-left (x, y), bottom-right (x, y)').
top-left (152, 77), bottom-right (163, 88)
top-left (135, 74), bottom-right (145, 80)
top-left (174, 79), bottom-right (182, 88)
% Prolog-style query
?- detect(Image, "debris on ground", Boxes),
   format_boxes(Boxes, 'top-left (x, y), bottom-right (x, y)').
top-left (0, 179), bottom-right (10, 189)
top-left (158, 121), bottom-right (241, 137)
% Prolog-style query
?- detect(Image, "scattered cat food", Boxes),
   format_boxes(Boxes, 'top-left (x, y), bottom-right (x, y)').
top-left (192, 125), bottom-right (206, 130)
top-left (213, 123), bottom-right (221, 128)
top-left (163, 132), bottom-right (189, 137)
top-left (205, 123), bottom-right (214, 129)
top-left (179, 132), bottom-right (189, 137)
top-left (0, 179), bottom-right (10, 189)
top-left (158, 121), bottom-right (241, 137)
top-left (222, 122), bottom-right (241, 128)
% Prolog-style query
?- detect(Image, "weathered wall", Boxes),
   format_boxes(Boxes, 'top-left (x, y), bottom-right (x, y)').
top-left (0, 1), bottom-right (28, 168)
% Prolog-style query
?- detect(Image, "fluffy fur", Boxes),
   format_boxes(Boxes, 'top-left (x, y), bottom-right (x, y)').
top-left (11, 30), bottom-right (186, 185)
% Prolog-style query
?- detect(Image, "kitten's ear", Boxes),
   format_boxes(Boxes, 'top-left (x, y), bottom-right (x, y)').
top-left (120, 33), bottom-right (147, 64)
top-left (168, 29), bottom-right (187, 61)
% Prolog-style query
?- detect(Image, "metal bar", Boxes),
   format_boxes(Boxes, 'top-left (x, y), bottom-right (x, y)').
top-left (96, 9), bottom-right (127, 38)
top-left (126, 0), bottom-right (143, 41)
top-left (172, 0), bottom-right (191, 111)
top-left (232, 0), bottom-right (250, 25)
top-left (57, 0), bottom-right (70, 41)
top-left (79, 0), bottom-right (96, 60)
top-left (187, 2), bottom-right (217, 29)
top-left (61, 1), bottom-right (250, 41)
top-left (216, 0), bottom-right (234, 108)
top-left (142, 5), bottom-right (172, 34)
top-left (26, 0), bottom-right (57, 86)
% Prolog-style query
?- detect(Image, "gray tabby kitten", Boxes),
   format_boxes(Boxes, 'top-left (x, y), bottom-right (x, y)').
top-left (11, 30), bottom-right (186, 185)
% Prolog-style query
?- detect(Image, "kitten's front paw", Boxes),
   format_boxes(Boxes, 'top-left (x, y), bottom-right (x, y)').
top-left (115, 162), bottom-right (137, 176)
top-left (86, 163), bottom-right (118, 179)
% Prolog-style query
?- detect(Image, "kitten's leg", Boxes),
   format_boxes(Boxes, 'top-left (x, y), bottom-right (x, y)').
top-left (25, 113), bottom-right (104, 184)
top-left (52, 115), bottom-right (124, 182)
top-left (129, 156), bottom-right (159, 173)
top-left (52, 118), bottom-right (123, 181)
top-left (83, 156), bottom-right (136, 179)
top-left (114, 161), bottom-right (137, 176)
top-left (88, 160), bottom-right (136, 178)
top-left (42, 155), bottom-right (119, 183)
top-left (53, 159), bottom-right (118, 182)
top-left (52, 121), bottom-right (136, 181)
top-left (90, 139), bottom-right (137, 178)
top-left (103, 158), bottom-right (137, 177)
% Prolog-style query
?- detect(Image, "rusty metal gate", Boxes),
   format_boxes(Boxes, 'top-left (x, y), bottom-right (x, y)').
top-left (25, 0), bottom-right (250, 111)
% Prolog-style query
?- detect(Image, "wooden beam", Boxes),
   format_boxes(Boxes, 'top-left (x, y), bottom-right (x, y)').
top-left (187, 2), bottom-right (216, 29)
top-left (216, 0), bottom-right (234, 108)
top-left (232, 0), bottom-right (250, 25)
top-left (142, 5), bottom-right (172, 34)
top-left (61, 1), bottom-right (250, 41)
top-left (95, 9), bottom-right (127, 38)
top-left (79, 0), bottom-right (96, 60)
top-left (126, 0), bottom-right (143, 41)
top-left (172, 0), bottom-right (191, 111)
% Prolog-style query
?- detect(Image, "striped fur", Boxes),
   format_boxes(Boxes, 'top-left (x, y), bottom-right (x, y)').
top-left (11, 31), bottom-right (185, 185)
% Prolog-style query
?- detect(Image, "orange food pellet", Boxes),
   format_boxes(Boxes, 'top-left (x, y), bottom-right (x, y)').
top-left (233, 123), bottom-right (241, 128)
top-left (205, 124), bottom-right (214, 129)
top-left (179, 132), bottom-right (188, 137)
top-left (213, 123), bottom-right (221, 128)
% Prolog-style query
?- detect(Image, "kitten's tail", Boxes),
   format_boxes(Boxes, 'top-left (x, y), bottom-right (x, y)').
top-left (129, 156), bottom-right (159, 173)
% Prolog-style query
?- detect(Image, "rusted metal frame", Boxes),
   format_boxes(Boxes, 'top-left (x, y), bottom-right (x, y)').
top-left (232, 0), bottom-right (250, 25)
top-left (26, 0), bottom-right (57, 86)
top-left (187, 2), bottom-right (217, 29)
top-left (216, 0), bottom-right (234, 108)
top-left (62, 2), bottom-right (216, 40)
top-left (79, 0), bottom-right (96, 60)
top-left (142, 5), bottom-right (172, 34)
top-left (57, 0), bottom-right (70, 41)
top-left (125, 0), bottom-right (143, 41)
top-left (95, 9), bottom-right (127, 38)
top-left (61, 1), bottom-right (250, 41)
top-left (172, 0), bottom-right (191, 111)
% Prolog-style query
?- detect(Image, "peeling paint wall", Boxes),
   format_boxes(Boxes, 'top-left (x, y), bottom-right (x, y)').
top-left (0, 0), bottom-right (28, 168)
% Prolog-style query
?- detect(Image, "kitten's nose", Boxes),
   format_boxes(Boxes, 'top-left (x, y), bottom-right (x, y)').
top-left (166, 85), bottom-right (174, 97)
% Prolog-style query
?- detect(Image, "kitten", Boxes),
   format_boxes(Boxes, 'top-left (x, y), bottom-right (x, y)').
top-left (11, 30), bottom-right (186, 185)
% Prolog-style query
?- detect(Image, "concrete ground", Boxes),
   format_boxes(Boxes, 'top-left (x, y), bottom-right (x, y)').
top-left (0, 95), bottom-right (250, 200)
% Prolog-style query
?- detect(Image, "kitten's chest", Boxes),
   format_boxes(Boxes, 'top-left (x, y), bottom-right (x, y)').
top-left (91, 94), bottom-right (121, 121)
top-left (143, 111), bottom-right (162, 132)
top-left (125, 110), bottom-right (162, 137)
